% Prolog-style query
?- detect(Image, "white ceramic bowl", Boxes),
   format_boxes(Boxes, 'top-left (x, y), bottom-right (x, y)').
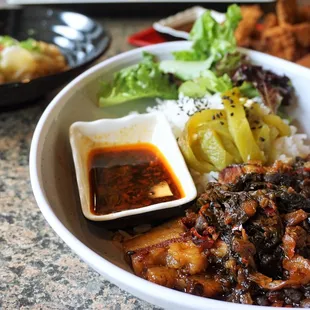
top-left (30, 41), bottom-right (310, 310)
top-left (69, 112), bottom-right (197, 221)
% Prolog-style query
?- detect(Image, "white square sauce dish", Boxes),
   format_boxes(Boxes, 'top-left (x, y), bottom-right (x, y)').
top-left (69, 112), bottom-right (197, 221)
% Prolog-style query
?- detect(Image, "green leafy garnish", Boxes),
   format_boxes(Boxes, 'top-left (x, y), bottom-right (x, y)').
top-left (0, 36), bottom-right (41, 52)
top-left (179, 70), bottom-right (232, 98)
top-left (98, 52), bottom-right (178, 107)
top-left (178, 80), bottom-right (209, 98)
top-left (0, 35), bottom-right (17, 47)
top-left (239, 82), bottom-right (260, 98)
top-left (215, 52), bottom-right (243, 76)
top-left (97, 5), bottom-right (244, 106)
top-left (19, 39), bottom-right (41, 52)
top-left (156, 5), bottom-right (242, 99)
top-left (159, 58), bottom-right (213, 81)
top-left (173, 4), bottom-right (242, 62)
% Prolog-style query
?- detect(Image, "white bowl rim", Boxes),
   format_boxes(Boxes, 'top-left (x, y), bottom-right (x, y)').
top-left (29, 41), bottom-right (308, 310)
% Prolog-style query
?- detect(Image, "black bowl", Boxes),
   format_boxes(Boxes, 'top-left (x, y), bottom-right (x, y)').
top-left (0, 6), bottom-right (110, 109)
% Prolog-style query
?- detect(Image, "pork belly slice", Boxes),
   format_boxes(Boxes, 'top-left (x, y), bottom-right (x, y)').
top-left (130, 240), bottom-right (208, 278)
top-left (123, 218), bottom-right (186, 254)
top-left (144, 267), bottom-right (223, 298)
top-left (124, 218), bottom-right (216, 295)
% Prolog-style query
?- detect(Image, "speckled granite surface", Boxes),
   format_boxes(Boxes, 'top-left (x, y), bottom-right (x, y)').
top-left (0, 18), bottom-right (162, 310)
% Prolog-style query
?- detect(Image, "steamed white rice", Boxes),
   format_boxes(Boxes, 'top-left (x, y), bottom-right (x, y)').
top-left (146, 93), bottom-right (310, 192)
top-left (148, 93), bottom-right (224, 139)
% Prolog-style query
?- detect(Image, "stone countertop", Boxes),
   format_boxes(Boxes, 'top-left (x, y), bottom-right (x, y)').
top-left (0, 18), bottom-right (162, 310)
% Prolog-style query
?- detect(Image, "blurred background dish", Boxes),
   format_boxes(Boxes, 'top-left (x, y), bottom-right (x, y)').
top-left (0, 6), bottom-right (110, 109)
top-left (153, 6), bottom-right (225, 40)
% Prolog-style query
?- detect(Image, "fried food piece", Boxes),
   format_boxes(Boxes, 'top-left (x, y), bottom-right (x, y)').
top-left (294, 45), bottom-right (310, 61)
top-left (276, 0), bottom-right (298, 25)
top-left (290, 22), bottom-right (310, 47)
top-left (262, 26), bottom-right (297, 61)
top-left (248, 39), bottom-right (266, 52)
top-left (262, 13), bottom-right (278, 29)
top-left (298, 5), bottom-right (310, 22)
top-left (235, 5), bottom-right (263, 47)
top-left (296, 53), bottom-right (310, 68)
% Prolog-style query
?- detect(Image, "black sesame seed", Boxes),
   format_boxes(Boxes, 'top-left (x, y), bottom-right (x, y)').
top-left (231, 105), bottom-right (235, 108)
top-left (230, 112), bottom-right (234, 116)
top-left (220, 121), bottom-right (224, 125)
top-left (212, 115), bottom-right (216, 120)
top-left (251, 127), bottom-right (256, 130)
top-left (259, 137), bottom-right (265, 142)
top-left (258, 125), bottom-right (263, 129)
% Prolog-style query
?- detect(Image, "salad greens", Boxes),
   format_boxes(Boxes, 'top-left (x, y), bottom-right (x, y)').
top-left (97, 4), bottom-right (293, 111)
top-left (159, 58), bottom-right (213, 81)
top-left (98, 4), bottom-right (243, 105)
top-left (239, 82), bottom-right (260, 98)
top-left (215, 52), bottom-right (244, 76)
top-left (158, 4), bottom-right (242, 96)
top-left (233, 64), bottom-right (293, 113)
top-left (98, 52), bottom-right (178, 107)
top-left (179, 70), bottom-right (232, 98)
top-left (173, 4), bottom-right (242, 63)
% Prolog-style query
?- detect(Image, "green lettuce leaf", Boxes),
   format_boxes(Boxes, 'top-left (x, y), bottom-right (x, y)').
top-left (239, 82), bottom-right (260, 98)
top-left (215, 52), bottom-right (243, 76)
top-left (0, 36), bottom-right (17, 47)
top-left (159, 57), bottom-right (214, 81)
top-left (173, 4), bottom-right (242, 62)
top-left (98, 52), bottom-right (178, 107)
top-left (179, 70), bottom-right (232, 98)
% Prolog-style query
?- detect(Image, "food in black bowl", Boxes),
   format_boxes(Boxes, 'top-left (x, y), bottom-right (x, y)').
top-left (0, 6), bottom-right (110, 109)
top-left (0, 36), bottom-right (68, 84)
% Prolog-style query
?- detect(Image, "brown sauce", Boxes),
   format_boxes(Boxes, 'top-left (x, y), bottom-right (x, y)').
top-left (88, 143), bottom-right (184, 215)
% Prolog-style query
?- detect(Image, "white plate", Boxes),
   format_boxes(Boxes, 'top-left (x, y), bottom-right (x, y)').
top-left (30, 41), bottom-right (310, 310)
top-left (153, 6), bottom-right (225, 40)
